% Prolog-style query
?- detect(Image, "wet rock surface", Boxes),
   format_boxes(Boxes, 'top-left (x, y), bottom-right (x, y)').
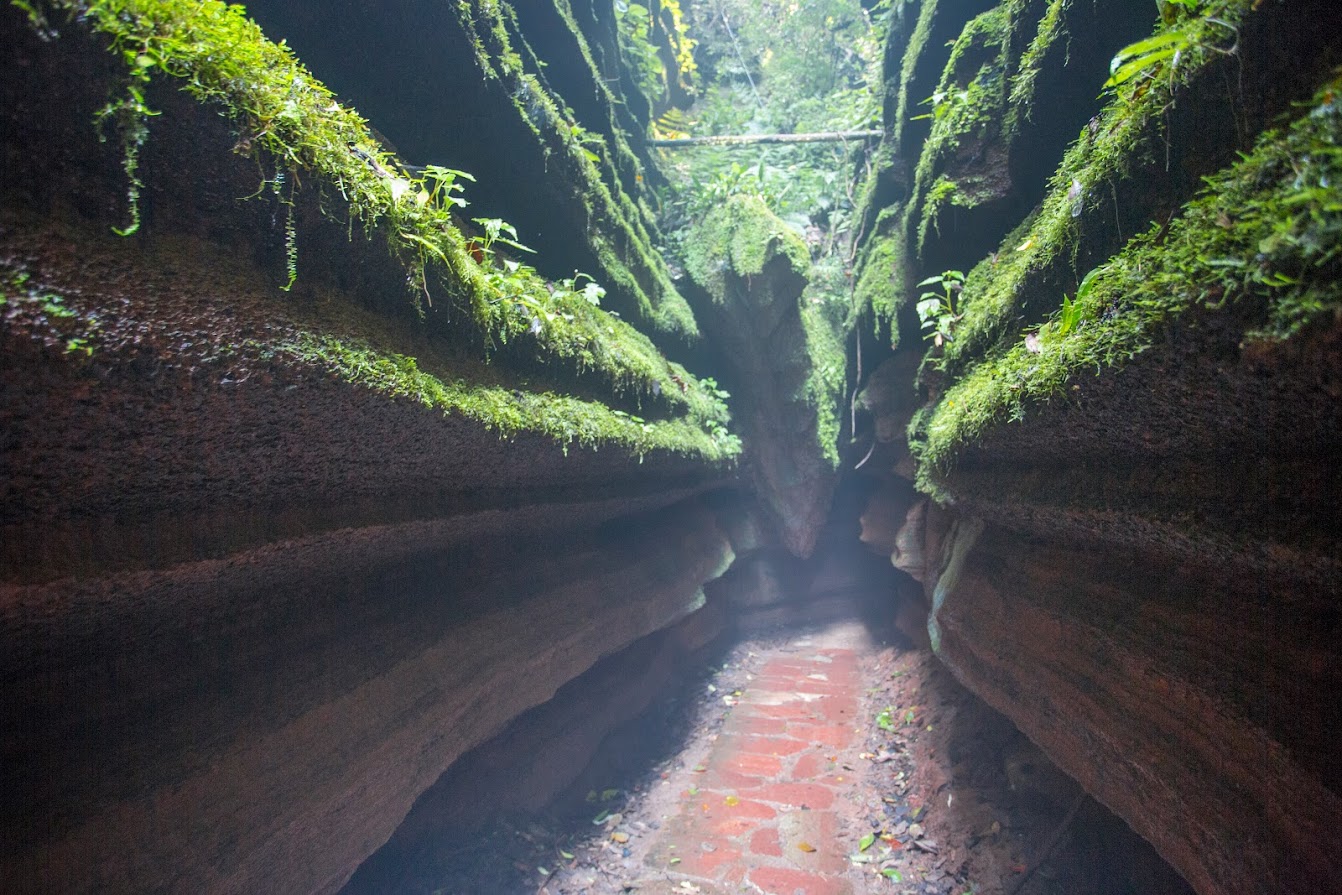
top-left (683, 196), bottom-right (839, 559)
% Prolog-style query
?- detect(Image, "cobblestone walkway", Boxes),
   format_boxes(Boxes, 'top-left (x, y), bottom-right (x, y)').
top-left (638, 622), bottom-right (873, 895)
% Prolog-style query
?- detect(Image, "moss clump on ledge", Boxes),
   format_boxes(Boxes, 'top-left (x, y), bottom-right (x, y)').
top-left (15, 0), bottom-right (728, 447)
top-left (938, 0), bottom-right (1256, 374)
top-left (284, 334), bottom-right (740, 462)
top-left (684, 195), bottom-right (841, 470)
top-left (451, 0), bottom-right (698, 341)
top-left (684, 195), bottom-right (811, 302)
top-left (912, 76), bottom-right (1342, 482)
top-left (852, 207), bottom-right (909, 334)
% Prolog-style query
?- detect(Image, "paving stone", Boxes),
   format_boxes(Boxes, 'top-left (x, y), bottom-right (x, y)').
top-left (745, 781), bottom-right (837, 810)
top-left (721, 751), bottom-right (784, 778)
top-left (747, 865), bottom-right (853, 895)
top-left (638, 623), bottom-right (873, 895)
top-left (735, 735), bottom-right (811, 756)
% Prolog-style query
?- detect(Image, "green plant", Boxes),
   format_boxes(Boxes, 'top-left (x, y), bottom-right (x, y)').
top-left (470, 217), bottom-right (535, 256)
top-left (916, 270), bottom-right (966, 346)
top-left (912, 87), bottom-right (971, 123)
top-left (94, 81), bottom-right (159, 237)
top-left (566, 122), bottom-right (604, 164)
top-left (549, 272), bottom-right (607, 307)
top-left (1028, 267), bottom-right (1096, 348)
top-left (697, 376), bottom-right (730, 402)
top-left (1104, 1), bottom-right (1237, 95)
top-left (415, 164), bottom-right (474, 209)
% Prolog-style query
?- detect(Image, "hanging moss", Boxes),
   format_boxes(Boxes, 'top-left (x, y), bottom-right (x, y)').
top-left (1007, 0), bottom-right (1069, 117)
top-left (890, 0), bottom-right (945, 157)
top-left (903, 0), bottom-right (1046, 260)
top-left (801, 301), bottom-right (845, 468)
top-left (913, 74), bottom-right (1342, 482)
top-left (284, 333), bottom-right (740, 461)
top-left (449, 0), bottom-right (699, 341)
top-left (851, 207), bottom-right (910, 334)
top-left (14, 0), bottom-right (735, 460)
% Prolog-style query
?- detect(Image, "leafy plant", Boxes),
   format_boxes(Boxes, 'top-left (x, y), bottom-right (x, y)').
top-left (916, 270), bottom-right (966, 346)
top-left (416, 164), bottom-right (475, 209)
top-left (566, 122), bottom-right (604, 164)
top-left (470, 217), bottom-right (535, 256)
top-left (912, 87), bottom-right (971, 123)
top-left (1104, 1), bottom-right (1237, 95)
top-left (550, 272), bottom-right (607, 308)
top-left (94, 81), bottom-right (159, 236)
top-left (697, 376), bottom-right (730, 402)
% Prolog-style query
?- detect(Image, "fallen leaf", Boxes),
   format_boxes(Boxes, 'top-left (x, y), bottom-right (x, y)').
top-left (881, 868), bottom-right (902, 881)
top-left (610, 832), bottom-right (630, 844)
top-left (724, 795), bottom-right (740, 807)
top-left (559, 850), bottom-right (574, 860)
top-left (1025, 332), bottom-right (1042, 353)
top-left (798, 842), bottom-right (817, 853)
top-left (859, 833), bottom-right (877, 852)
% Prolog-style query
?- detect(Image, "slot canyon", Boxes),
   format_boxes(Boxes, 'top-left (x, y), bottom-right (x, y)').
top-left (2, 1), bottom-right (1339, 894)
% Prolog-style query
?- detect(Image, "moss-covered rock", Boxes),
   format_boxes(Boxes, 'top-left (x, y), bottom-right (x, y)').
top-left (5, 0), bottom-right (735, 459)
top-left (240, 0), bottom-right (699, 346)
top-left (850, 2), bottom-right (1342, 893)
top-left (917, 77), bottom-right (1342, 480)
top-left (684, 195), bottom-right (840, 557)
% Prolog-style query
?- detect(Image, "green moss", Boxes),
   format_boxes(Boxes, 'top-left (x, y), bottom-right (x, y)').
top-left (914, 75), bottom-right (1342, 480)
top-left (1007, 0), bottom-right (1068, 116)
top-left (852, 207), bottom-right (910, 332)
top-left (684, 196), bottom-right (840, 470)
top-left (684, 195), bottom-right (810, 302)
top-left (890, 0), bottom-right (943, 155)
top-left (0, 266), bottom-right (100, 356)
top-left (800, 302), bottom-right (845, 468)
top-left (905, 0), bottom-right (1052, 261)
top-left (20, 0), bottom-right (732, 451)
top-left (451, 0), bottom-right (698, 341)
top-left (285, 333), bottom-right (741, 462)
top-left (32, 0), bottom-right (697, 352)
top-left (941, 0), bottom-right (1256, 373)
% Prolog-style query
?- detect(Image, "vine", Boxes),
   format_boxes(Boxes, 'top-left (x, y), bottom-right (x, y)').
top-left (94, 81), bottom-right (156, 237)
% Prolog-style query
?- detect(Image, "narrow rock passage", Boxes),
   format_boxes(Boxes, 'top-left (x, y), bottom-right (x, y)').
top-left (639, 622), bottom-right (873, 895)
top-left (340, 538), bottom-right (1193, 895)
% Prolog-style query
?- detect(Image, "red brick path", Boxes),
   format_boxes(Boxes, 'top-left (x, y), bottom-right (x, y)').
top-left (643, 628), bottom-right (870, 894)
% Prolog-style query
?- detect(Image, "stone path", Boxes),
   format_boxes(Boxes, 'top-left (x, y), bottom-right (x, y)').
top-left (638, 621), bottom-right (874, 895)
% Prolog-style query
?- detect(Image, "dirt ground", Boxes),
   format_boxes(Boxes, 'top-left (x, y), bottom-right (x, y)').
top-left (353, 610), bottom-right (1194, 895)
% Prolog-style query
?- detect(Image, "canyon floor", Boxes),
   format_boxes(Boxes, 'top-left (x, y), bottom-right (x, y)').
top-left (346, 591), bottom-right (1193, 895)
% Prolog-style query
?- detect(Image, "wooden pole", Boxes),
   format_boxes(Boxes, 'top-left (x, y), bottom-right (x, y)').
top-left (649, 130), bottom-right (883, 148)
